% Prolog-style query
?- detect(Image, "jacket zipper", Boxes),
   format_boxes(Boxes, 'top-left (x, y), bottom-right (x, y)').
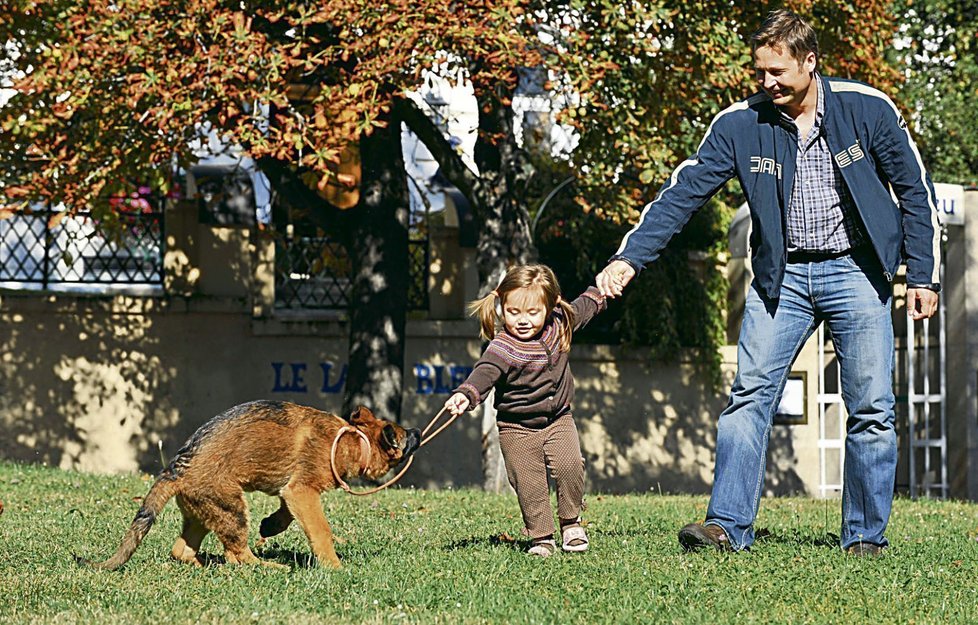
top-left (539, 338), bottom-right (557, 411)
top-left (539, 337), bottom-right (554, 371)
top-left (821, 115), bottom-right (892, 282)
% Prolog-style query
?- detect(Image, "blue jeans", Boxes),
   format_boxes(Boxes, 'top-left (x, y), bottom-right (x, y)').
top-left (706, 247), bottom-right (896, 550)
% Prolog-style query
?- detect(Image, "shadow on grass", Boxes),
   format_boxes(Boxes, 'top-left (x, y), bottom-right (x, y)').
top-left (594, 527), bottom-right (670, 540)
top-left (259, 540), bottom-right (418, 568)
top-left (754, 527), bottom-right (840, 549)
top-left (444, 533), bottom-right (526, 554)
top-left (254, 547), bottom-right (317, 568)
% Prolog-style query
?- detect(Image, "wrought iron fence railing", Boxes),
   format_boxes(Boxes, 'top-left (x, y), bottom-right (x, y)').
top-left (0, 207), bottom-right (165, 292)
top-left (407, 236), bottom-right (429, 311)
top-left (274, 233), bottom-right (429, 312)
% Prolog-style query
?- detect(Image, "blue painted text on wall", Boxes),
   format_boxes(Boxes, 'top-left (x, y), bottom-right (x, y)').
top-left (414, 364), bottom-right (473, 395)
top-left (271, 362), bottom-right (472, 395)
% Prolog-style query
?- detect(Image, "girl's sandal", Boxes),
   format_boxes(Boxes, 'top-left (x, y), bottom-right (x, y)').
top-left (527, 539), bottom-right (557, 557)
top-left (561, 525), bottom-right (589, 553)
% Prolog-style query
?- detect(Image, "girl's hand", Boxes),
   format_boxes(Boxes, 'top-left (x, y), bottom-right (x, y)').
top-left (444, 392), bottom-right (470, 416)
top-left (596, 260), bottom-right (636, 298)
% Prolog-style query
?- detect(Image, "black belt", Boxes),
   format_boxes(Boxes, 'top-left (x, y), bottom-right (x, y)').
top-left (787, 246), bottom-right (862, 263)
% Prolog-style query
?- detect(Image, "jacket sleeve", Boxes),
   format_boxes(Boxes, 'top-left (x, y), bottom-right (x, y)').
top-left (870, 99), bottom-right (942, 291)
top-left (611, 111), bottom-right (737, 270)
top-left (453, 346), bottom-right (507, 410)
top-left (569, 286), bottom-right (607, 331)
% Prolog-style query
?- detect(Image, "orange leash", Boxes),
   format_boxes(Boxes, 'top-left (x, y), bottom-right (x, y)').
top-left (330, 406), bottom-right (457, 495)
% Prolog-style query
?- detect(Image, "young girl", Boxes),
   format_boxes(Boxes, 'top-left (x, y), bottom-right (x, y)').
top-left (444, 264), bottom-right (606, 557)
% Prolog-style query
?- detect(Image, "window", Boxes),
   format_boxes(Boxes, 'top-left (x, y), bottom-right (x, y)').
top-left (274, 224), bottom-right (352, 310)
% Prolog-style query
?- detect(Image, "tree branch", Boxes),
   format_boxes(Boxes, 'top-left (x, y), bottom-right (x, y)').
top-left (256, 156), bottom-right (351, 242)
top-left (395, 97), bottom-right (483, 208)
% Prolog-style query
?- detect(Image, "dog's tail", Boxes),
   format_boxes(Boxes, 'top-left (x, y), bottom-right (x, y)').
top-left (78, 476), bottom-right (180, 571)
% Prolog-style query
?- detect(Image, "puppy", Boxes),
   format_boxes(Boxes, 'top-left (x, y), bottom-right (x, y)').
top-left (82, 401), bottom-right (420, 570)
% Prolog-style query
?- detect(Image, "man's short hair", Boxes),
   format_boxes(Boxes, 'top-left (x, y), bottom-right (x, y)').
top-left (750, 9), bottom-right (819, 64)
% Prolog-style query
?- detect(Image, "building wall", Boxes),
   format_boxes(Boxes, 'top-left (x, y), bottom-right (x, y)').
top-left (0, 285), bottom-right (828, 495)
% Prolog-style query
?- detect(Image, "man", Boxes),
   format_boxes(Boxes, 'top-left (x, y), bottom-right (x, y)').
top-left (596, 9), bottom-right (941, 556)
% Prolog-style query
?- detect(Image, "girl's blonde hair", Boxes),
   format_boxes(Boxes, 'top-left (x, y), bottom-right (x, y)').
top-left (468, 264), bottom-right (576, 352)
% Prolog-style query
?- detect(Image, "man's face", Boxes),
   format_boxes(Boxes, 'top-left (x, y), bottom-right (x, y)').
top-left (753, 44), bottom-right (816, 107)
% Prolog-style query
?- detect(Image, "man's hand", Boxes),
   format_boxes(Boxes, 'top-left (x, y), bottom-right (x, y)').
top-left (444, 392), bottom-right (470, 417)
top-left (907, 287), bottom-right (939, 321)
top-left (595, 260), bottom-right (636, 298)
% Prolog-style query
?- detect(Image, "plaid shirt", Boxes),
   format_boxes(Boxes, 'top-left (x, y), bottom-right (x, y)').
top-left (782, 75), bottom-right (866, 253)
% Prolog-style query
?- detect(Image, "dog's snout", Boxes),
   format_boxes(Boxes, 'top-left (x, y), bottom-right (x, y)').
top-left (403, 428), bottom-right (422, 456)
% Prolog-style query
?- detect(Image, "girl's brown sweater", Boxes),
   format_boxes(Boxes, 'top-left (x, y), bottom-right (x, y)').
top-left (454, 287), bottom-right (606, 428)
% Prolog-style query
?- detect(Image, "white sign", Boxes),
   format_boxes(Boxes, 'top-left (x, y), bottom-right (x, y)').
top-left (934, 183), bottom-right (965, 225)
top-left (775, 375), bottom-right (806, 425)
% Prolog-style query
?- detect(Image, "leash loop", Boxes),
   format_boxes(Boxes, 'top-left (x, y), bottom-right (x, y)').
top-left (331, 406), bottom-right (456, 496)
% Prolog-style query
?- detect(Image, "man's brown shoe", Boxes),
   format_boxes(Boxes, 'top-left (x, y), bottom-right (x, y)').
top-left (678, 522), bottom-right (732, 552)
top-left (846, 542), bottom-right (883, 557)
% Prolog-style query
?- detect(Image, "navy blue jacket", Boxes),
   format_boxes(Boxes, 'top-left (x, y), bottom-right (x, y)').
top-left (613, 76), bottom-right (942, 299)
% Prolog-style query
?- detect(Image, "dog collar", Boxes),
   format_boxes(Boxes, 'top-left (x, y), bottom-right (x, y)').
top-left (335, 425), bottom-right (371, 478)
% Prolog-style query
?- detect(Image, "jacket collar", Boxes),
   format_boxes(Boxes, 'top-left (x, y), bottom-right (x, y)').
top-left (751, 72), bottom-right (830, 127)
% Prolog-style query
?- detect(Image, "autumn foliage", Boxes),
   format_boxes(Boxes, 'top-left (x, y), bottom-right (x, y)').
top-left (0, 0), bottom-right (918, 405)
top-left (0, 0), bottom-right (537, 218)
top-left (1, 0), bottom-right (904, 225)
top-left (558, 0), bottom-right (900, 222)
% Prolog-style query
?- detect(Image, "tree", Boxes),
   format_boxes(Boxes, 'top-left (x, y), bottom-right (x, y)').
top-left (1, 0), bottom-right (913, 483)
top-left (0, 0), bottom-right (536, 420)
top-left (552, 0), bottom-right (898, 219)
top-left (889, 0), bottom-right (978, 184)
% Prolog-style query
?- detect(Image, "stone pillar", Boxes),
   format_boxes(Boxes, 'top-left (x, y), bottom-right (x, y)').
top-left (163, 199), bottom-right (201, 296)
top-left (947, 189), bottom-right (978, 499)
top-left (251, 229), bottom-right (276, 318)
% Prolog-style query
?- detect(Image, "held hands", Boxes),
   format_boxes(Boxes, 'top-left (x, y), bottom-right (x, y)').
top-left (596, 260), bottom-right (636, 298)
top-left (444, 392), bottom-right (471, 417)
top-left (907, 288), bottom-right (939, 321)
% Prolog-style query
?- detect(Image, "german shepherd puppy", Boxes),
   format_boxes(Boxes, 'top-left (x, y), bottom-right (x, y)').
top-left (82, 401), bottom-right (420, 570)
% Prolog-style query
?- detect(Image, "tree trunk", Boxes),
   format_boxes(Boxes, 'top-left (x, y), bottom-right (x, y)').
top-left (341, 110), bottom-right (410, 421)
top-left (257, 106), bottom-right (410, 423)
top-left (400, 87), bottom-right (536, 491)
top-left (472, 85), bottom-right (537, 290)
top-left (398, 94), bottom-right (536, 277)
top-left (471, 88), bottom-right (535, 492)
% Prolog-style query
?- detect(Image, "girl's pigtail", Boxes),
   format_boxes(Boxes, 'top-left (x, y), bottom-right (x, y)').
top-left (467, 292), bottom-right (500, 342)
top-left (555, 298), bottom-right (576, 352)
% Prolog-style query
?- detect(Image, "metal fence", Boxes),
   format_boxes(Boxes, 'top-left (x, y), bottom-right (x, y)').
top-left (273, 228), bottom-right (429, 312)
top-left (0, 206), bottom-right (164, 292)
top-left (1, 199), bottom-right (430, 310)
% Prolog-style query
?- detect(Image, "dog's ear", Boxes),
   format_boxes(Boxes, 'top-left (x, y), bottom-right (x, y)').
top-left (348, 405), bottom-right (376, 425)
top-left (381, 424), bottom-right (400, 451)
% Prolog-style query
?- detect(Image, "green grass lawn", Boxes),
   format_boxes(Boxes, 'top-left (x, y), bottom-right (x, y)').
top-left (2, 460), bottom-right (977, 624)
